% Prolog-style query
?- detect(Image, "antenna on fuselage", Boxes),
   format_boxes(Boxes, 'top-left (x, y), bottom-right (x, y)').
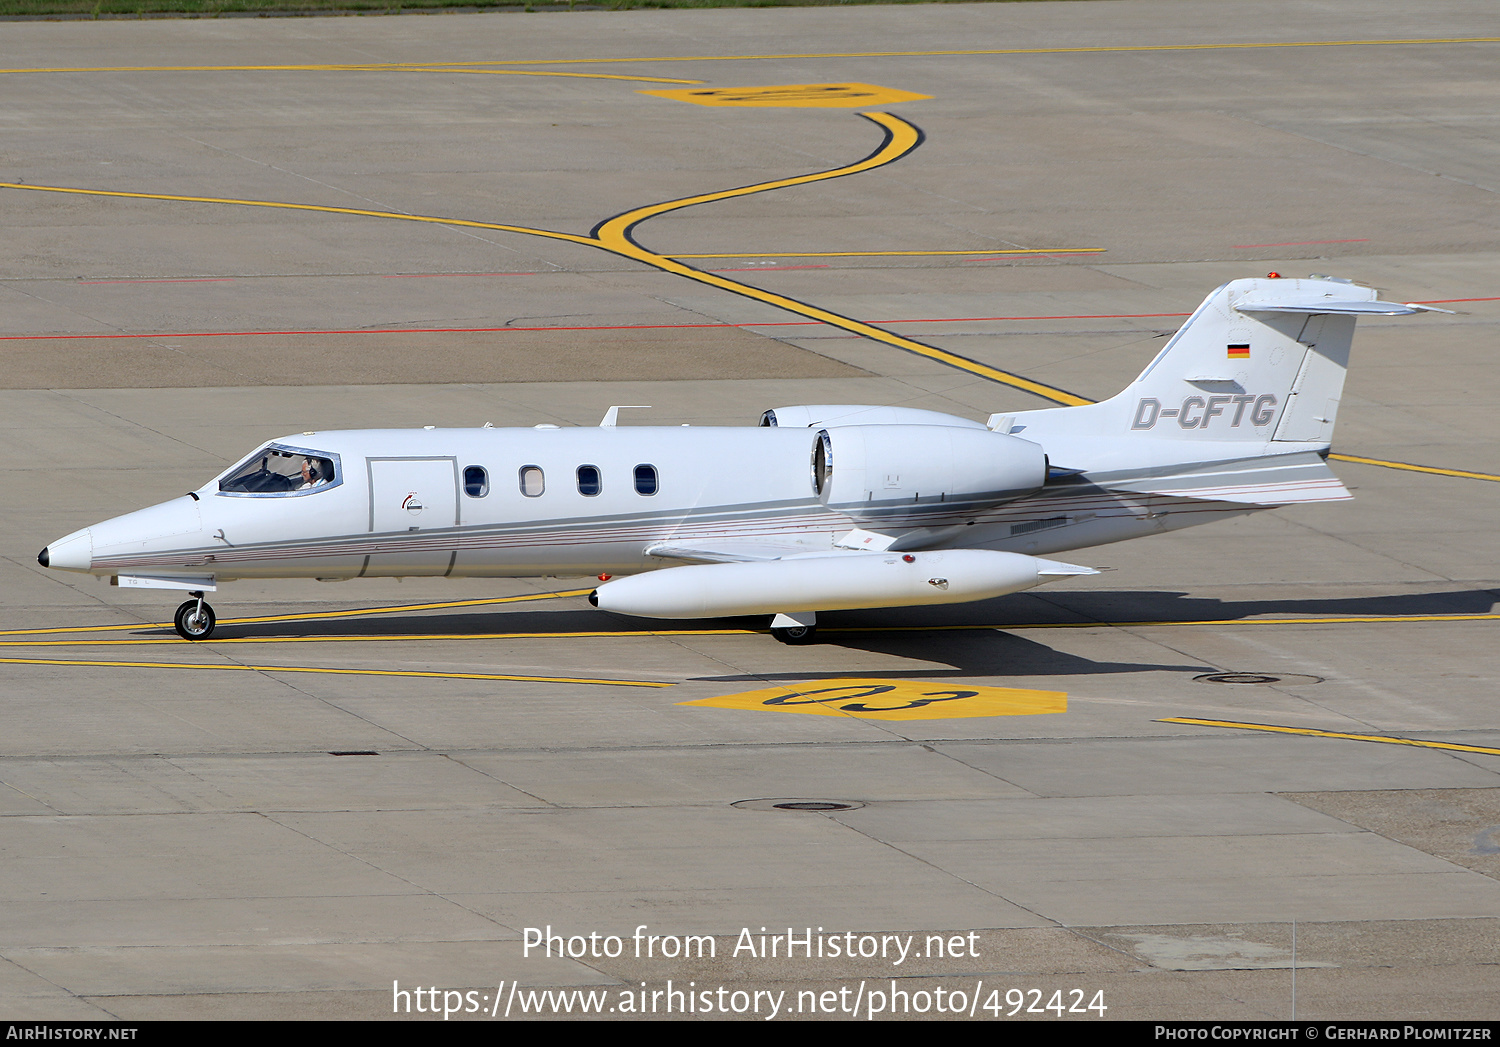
top-left (599, 405), bottom-right (652, 427)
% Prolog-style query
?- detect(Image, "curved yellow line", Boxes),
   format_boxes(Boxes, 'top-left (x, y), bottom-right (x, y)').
top-left (594, 111), bottom-right (922, 235)
top-left (0, 114), bottom-right (1089, 407)
top-left (593, 112), bottom-right (1090, 406)
top-left (8, 119), bottom-right (1486, 462)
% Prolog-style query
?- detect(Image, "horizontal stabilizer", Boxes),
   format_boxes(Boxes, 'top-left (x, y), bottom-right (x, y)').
top-left (1235, 295), bottom-right (1433, 316)
top-left (1111, 452), bottom-right (1351, 505)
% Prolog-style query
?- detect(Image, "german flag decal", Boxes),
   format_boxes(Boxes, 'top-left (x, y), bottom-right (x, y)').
top-left (1227, 343), bottom-right (1251, 359)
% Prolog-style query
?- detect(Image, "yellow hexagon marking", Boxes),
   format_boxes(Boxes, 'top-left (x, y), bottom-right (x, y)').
top-left (640, 83), bottom-right (932, 109)
top-left (679, 678), bottom-right (1066, 720)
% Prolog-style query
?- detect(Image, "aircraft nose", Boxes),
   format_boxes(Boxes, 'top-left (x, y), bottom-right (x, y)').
top-left (41, 528), bottom-right (93, 572)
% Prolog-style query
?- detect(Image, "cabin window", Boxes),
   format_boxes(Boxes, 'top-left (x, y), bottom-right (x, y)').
top-left (577, 465), bottom-right (602, 497)
top-left (518, 466), bottom-right (545, 497)
top-left (634, 464), bottom-right (658, 496)
top-left (218, 445), bottom-right (339, 497)
top-left (463, 466), bottom-right (489, 498)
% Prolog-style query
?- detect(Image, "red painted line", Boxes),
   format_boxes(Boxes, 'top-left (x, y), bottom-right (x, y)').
top-left (0, 311), bottom-right (1200, 343)
top-left (0, 323), bottom-right (776, 341)
top-left (380, 272), bottom-right (543, 278)
top-left (709, 264), bottom-right (831, 272)
top-left (867, 312), bottom-right (1193, 323)
top-left (77, 278), bottom-right (236, 285)
top-left (1231, 239), bottom-right (1370, 248)
top-left (1413, 296), bottom-right (1500, 304)
top-left (960, 253), bottom-right (1102, 262)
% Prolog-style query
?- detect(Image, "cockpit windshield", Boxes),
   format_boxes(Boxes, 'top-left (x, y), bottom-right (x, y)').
top-left (218, 445), bottom-right (340, 496)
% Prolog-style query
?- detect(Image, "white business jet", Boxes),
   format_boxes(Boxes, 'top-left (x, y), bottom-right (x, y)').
top-left (40, 276), bottom-right (1436, 643)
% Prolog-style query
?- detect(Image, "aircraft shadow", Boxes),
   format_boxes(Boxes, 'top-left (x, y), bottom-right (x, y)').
top-left (155, 582), bottom-right (1500, 639)
top-left (1016, 585), bottom-right (1500, 624)
top-left (140, 585), bottom-right (1496, 675)
top-left (701, 629), bottom-right (1212, 681)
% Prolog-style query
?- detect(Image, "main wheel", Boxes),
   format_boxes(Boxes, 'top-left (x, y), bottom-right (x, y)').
top-left (770, 624), bottom-right (818, 645)
top-left (174, 599), bottom-right (216, 641)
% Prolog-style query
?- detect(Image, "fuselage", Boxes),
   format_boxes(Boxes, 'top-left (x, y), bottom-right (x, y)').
top-left (41, 423), bottom-right (1252, 585)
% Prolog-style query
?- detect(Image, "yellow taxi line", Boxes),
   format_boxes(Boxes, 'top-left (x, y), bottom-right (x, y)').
top-left (835, 613), bottom-right (1500, 631)
top-left (2, 614), bottom-right (1494, 647)
top-left (1, 113), bottom-right (1092, 408)
top-left (591, 112), bottom-right (1092, 406)
top-left (0, 181), bottom-right (599, 247)
top-left (0, 590), bottom-right (590, 638)
top-left (404, 68), bottom-right (703, 84)
top-left (670, 249), bottom-right (1105, 258)
top-left (5, 116), bottom-right (1488, 469)
top-left (0, 656), bottom-right (669, 688)
top-left (0, 630), bottom-right (752, 646)
top-left (4, 38), bottom-right (1496, 75)
top-left (1161, 717), bottom-right (1500, 758)
top-left (1328, 454), bottom-right (1500, 482)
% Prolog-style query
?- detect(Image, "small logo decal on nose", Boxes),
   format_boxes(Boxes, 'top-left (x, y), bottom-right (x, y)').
top-left (402, 493), bottom-right (425, 515)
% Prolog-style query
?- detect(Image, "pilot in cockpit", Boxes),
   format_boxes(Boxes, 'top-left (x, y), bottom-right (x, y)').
top-left (219, 448), bottom-right (334, 495)
top-left (298, 458), bottom-right (327, 490)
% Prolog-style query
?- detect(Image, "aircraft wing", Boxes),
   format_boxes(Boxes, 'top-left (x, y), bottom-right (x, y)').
top-left (1109, 451), bottom-right (1352, 505)
top-left (645, 540), bottom-right (826, 564)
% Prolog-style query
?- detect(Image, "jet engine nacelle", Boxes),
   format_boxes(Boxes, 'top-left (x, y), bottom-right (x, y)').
top-left (811, 424), bottom-right (1046, 520)
top-left (590, 549), bottom-right (1090, 619)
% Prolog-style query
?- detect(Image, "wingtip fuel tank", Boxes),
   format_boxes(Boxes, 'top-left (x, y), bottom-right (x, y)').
top-left (589, 549), bottom-right (1097, 619)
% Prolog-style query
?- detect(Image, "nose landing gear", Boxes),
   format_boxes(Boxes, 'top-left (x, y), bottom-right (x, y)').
top-left (174, 592), bottom-right (216, 641)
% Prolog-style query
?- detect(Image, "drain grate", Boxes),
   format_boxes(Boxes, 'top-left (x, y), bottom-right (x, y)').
top-left (732, 797), bottom-right (865, 813)
top-left (1194, 672), bottom-right (1324, 686)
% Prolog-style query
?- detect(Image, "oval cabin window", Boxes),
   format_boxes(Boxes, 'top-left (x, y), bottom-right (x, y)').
top-left (463, 466), bottom-right (489, 498)
top-left (577, 465), bottom-right (602, 497)
top-left (634, 464), bottom-right (658, 496)
top-left (518, 466), bottom-right (545, 497)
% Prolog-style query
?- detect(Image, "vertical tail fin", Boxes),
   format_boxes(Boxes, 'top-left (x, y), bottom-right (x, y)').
top-left (995, 276), bottom-right (1433, 454)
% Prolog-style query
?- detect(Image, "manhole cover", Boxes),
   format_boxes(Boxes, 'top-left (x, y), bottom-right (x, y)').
top-left (1194, 672), bottom-right (1324, 686)
top-left (732, 798), bottom-right (865, 813)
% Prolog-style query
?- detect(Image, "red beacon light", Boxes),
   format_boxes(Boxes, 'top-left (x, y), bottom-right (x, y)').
top-left (1266, 271), bottom-right (1281, 279)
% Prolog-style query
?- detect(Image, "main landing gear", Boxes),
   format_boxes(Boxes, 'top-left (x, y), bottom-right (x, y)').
top-left (769, 612), bottom-right (818, 645)
top-left (174, 592), bottom-right (216, 641)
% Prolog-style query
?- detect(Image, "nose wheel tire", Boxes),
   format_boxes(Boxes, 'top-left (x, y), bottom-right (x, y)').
top-left (770, 625), bottom-right (818, 645)
top-left (174, 598), bottom-right (216, 641)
